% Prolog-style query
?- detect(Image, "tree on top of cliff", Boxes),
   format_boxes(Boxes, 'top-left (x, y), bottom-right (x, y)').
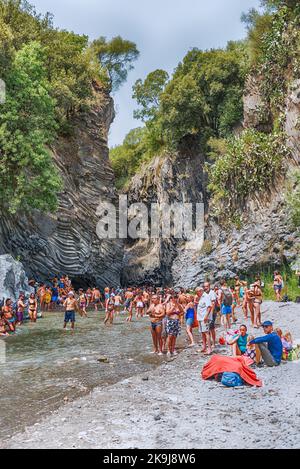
top-left (132, 69), bottom-right (169, 122)
top-left (159, 42), bottom-right (248, 147)
top-left (261, 0), bottom-right (299, 10)
top-left (91, 36), bottom-right (139, 92)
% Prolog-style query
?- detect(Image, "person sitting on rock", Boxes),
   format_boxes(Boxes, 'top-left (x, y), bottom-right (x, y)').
top-left (249, 321), bottom-right (283, 367)
top-left (2, 299), bottom-right (15, 332)
top-left (0, 314), bottom-right (9, 336)
top-left (227, 324), bottom-right (249, 356)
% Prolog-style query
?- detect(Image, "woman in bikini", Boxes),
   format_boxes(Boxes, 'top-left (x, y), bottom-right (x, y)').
top-left (253, 281), bottom-right (263, 328)
top-left (78, 289), bottom-right (88, 318)
top-left (104, 291), bottom-right (115, 325)
top-left (86, 288), bottom-right (93, 308)
top-left (273, 271), bottom-right (283, 302)
top-left (28, 293), bottom-right (38, 322)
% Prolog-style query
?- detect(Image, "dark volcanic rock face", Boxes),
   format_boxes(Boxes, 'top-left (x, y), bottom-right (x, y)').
top-left (122, 143), bottom-right (206, 286)
top-left (0, 86), bottom-right (123, 288)
top-left (172, 191), bottom-right (299, 287)
top-left (121, 77), bottom-right (300, 287)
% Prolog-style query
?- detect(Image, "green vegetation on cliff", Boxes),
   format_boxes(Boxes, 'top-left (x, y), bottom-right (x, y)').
top-left (111, 0), bottom-right (299, 228)
top-left (111, 42), bottom-right (248, 188)
top-left (0, 0), bottom-right (138, 212)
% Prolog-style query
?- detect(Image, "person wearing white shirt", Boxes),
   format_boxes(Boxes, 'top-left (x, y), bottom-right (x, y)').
top-left (203, 282), bottom-right (217, 349)
top-left (197, 286), bottom-right (213, 355)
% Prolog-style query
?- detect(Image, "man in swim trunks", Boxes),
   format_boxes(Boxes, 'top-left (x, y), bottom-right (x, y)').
top-left (147, 295), bottom-right (165, 355)
top-left (16, 293), bottom-right (26, 325)
top-left (125, 289), bottom-right (134, 322)
top-left (63, 292), bottom-right (78, 330)
top-left (2, 299), bottom-right (15, 332)
top-left (92, 287), bottom-right (102, 312)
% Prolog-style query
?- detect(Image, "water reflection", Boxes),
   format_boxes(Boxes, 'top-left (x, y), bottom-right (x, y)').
top-left (0, 311), bottom-right (181, 438)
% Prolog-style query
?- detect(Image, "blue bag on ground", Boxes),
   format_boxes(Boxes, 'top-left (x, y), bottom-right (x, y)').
top-left (221, 372), bottom-right (244, 387)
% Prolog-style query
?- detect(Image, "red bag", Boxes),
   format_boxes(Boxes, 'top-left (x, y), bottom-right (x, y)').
top-left (192, 311), bottom-right (199, 329)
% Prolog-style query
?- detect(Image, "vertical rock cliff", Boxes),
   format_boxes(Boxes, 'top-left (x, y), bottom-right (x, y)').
top-left (0, 84), bottom-right (123, 288)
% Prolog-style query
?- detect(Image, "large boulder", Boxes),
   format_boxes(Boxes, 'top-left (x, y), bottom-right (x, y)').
top-left (0, 254), bottom-right (33, 301)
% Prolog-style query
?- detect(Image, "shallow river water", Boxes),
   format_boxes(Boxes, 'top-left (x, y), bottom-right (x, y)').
top-left (0, 310), bottom-right (184, 439)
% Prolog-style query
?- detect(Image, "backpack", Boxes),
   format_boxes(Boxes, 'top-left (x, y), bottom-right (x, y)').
top-left (221, 372), bottom-right (244, 387)
top-left (223, 288), bottom-right (233, 306)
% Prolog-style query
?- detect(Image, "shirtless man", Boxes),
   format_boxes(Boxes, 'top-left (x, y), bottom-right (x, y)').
top-left (147, 295), bottom-right (165, 355)
top-left (63, 292), bottom-right (78, 330)
top-left (142, 290), bottom-right (150, 316)
top-left (125, 289), bottom-right (134, 322)
top-left (92, 287), bottom-right (102, 312)
top-left (2, 299), bottom-right (15, 332)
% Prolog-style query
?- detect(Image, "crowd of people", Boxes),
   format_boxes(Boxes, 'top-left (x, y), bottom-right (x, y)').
top-left (0, 271), bottom-right (296, 367)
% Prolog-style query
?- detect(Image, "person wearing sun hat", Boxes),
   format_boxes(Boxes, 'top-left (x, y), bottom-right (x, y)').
top-left (249, 321), bottom-right (283, 367)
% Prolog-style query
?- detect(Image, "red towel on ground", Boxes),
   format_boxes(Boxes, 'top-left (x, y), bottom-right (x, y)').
top-left (201, 354), bottom-right (263, 387)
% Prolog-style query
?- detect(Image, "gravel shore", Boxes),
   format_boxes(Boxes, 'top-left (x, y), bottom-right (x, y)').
top-left (2, 301), bottom-right (300, 449)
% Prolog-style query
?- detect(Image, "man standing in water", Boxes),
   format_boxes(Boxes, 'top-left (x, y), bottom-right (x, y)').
top-left (63, 292), bottom-right (78, 331)
top-left (147, 295), bottom-right (165, 355)
top-left (92, 287), bottom-right (102, 312)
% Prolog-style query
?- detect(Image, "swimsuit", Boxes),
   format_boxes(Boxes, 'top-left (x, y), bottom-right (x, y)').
top-left (151, 321), bottom-right (162, 331)
top-left (166, 316), bottom-right (181, 337)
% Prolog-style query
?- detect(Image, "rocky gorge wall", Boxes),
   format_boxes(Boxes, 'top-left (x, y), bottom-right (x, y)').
top-left (121, 139), bottom-right (206, 286)
top-left (0, 76), bottom-right (299, 290)
top-left (0, 84), bottom-right (123, 289)
top-left (122, 77), bottom-right (300, 287)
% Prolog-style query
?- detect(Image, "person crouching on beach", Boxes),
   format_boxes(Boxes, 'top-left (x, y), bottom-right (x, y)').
top-left (78, 289), bottom-right (88, 318)
top-left (63, 292), bottom-right (78, 331)
top-left (28, 293), bottom-right (38, 322)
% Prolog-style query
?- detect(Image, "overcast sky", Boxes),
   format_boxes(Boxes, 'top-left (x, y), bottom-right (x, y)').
top-left (32, 0), bottom-right (261, 147)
